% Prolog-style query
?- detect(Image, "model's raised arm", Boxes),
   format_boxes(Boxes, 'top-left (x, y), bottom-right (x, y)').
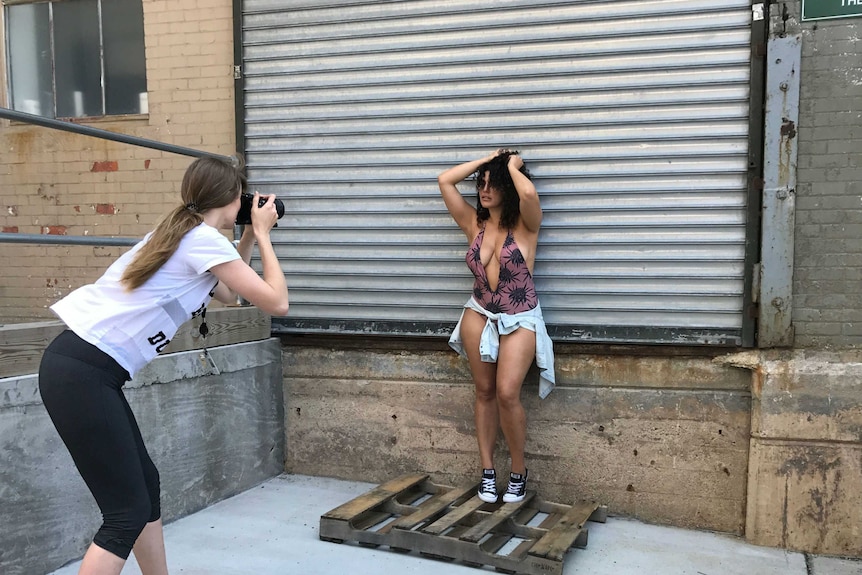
top-left (508, 154), bottom-right (542, 232)
top-left (438, 151), bottom-right (498, 237)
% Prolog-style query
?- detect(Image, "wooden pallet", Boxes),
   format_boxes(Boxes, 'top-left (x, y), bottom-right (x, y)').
top-left (319, 473), bottom-right (607, 575)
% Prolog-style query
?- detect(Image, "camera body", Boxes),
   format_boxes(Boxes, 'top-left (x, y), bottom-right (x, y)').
top-left (235, 192), bottom-right (285, 225)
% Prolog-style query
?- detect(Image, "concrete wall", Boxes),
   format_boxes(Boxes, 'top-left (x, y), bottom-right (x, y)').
top-left (0, 0), bottom-right (236, 324)
top-left (283, 338), bottom-right (751, 535)
top-left (0, 338), bottom-right (284, 575)
top-left (722, 350), bottom-right (862, 556)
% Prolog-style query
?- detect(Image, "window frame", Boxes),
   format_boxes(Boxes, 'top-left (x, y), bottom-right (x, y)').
top-left (3, 0), bottom-right (147, 120)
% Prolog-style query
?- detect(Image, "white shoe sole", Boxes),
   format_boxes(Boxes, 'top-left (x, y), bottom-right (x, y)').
top-left (477, 491), bottom-right (498, 503)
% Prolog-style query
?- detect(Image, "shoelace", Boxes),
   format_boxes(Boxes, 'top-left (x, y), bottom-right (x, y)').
top-left (481, 475), bottom-right (497, 493)
top-left (506, 478), bottom-right (525, 495)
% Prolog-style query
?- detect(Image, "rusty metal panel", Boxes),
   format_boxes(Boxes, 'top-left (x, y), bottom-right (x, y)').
top-left (758, 34), bottom-right (801, 347)
top-left (240, 0), bottom-right (755, 345)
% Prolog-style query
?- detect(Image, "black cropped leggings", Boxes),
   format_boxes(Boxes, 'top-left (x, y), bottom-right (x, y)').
top-left (39, 330), bottom-right (161, 560)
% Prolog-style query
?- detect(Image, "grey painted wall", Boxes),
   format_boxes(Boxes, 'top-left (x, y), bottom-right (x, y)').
top-left (791, 1), bottom-right (862, 347)
top-left (0, 338), bottom-right (284, 575)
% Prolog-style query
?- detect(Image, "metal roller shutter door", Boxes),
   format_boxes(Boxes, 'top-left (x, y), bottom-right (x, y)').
top-left (241, 0), bottom-right (758, 345)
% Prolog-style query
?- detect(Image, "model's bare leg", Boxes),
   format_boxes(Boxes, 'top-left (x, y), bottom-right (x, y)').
top-left (496, 328), bottom-right (536, 475)
top-left (133, 519), bottom-right (169, 575)
top-left (459, 309), bottom-right (499, 470)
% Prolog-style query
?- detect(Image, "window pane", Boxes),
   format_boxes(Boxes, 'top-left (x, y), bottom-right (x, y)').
top-left (102, 0), bottom-right (148, 115)
top-left (54, 0), bottom-right (102, 118)
top-left (7, 3), bottom-right (53, 117)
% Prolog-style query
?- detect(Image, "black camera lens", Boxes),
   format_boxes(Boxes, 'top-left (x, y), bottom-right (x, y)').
top-left (235, 192), bottom-right (285, 225)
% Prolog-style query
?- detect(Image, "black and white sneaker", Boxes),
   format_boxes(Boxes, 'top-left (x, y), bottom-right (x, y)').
top-left (502, 470), bottom-right (528, 503)
top-left (477, 469), bottom-right (498, 503)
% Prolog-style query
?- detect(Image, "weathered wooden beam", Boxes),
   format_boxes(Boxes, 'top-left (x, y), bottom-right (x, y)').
top-left (162, 306), bottom-right (270, 353)
top-left (0, 306), bottom-right (270, 379)
top-left (0, 321), bottom-right (65, 379)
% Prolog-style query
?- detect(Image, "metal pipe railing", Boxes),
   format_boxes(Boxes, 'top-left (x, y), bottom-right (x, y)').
top-left (1, 105), bottom-right (239, 247)
top-left (0, 107), bottom-right (234, 162)
top-left (0, 233), bottom-right (138, 246)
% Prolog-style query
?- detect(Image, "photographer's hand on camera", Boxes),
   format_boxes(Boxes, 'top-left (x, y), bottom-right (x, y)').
top-left (251, 192), bottom-right (279, 237)
top-left (214, 190), bottom-right (289, 315)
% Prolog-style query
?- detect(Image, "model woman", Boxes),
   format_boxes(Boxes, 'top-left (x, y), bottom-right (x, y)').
top-left (438, 149), bottom-right (555, 504)
top-left (39, 156), bottom-right (289, 575)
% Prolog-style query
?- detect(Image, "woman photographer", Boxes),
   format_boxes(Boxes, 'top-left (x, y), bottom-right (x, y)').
top-left (438, 149), bottom-right (555, 504)
top-left (39, 156), bottom-right (289, 575)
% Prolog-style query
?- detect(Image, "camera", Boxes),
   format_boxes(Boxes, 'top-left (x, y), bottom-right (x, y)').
top-left (235, 192), bottom-right (285, 225)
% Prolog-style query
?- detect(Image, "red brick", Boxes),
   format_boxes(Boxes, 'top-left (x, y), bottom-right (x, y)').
top-left (144, 159), bottom-right (151, 169)
top-left (91, 161), bottom-right (119, 172)
top-left (95, 203), bottom-right (118, 214)
top-left (2, 226), bottom-right (18, 233)
top-left (42, 225), bottom-right (67, 235)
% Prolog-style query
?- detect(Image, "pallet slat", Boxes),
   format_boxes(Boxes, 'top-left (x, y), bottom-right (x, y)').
top-left (422, 495), bottom-right (488, 536)
top-left (390, 482), bottom-right (479, 531)
top-left (528, 501), bottom-right (599, 561)
top-left (321, 474), bottom-right (428, 522)
top-left (459, 494), bottom-right (534, 543)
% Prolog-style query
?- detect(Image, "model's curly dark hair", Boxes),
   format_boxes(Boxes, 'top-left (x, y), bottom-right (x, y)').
top-left (475, 152), bottom-right (532, 229)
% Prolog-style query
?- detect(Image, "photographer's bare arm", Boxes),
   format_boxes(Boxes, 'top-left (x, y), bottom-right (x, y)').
top-left (210, 192), bottom-right (290, 316)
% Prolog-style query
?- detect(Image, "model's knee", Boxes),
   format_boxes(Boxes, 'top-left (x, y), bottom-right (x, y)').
top-left (475, 385), bottom-right (497, 403)
top-left (93, 495), bottom-right (151, 559)
top-left (496, 387), bottom-right (523, 410)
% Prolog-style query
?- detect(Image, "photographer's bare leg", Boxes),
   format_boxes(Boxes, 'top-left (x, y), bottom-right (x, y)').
top-left (78, 545), bottom-right (125, 575)
top-left (133, 519), bottom-right (169, 575)
top-left (75, 519), bottom-right (167, 575)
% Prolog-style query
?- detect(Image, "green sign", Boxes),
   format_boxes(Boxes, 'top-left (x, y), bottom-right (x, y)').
top-left (802, 0), bottom-right (862, 21)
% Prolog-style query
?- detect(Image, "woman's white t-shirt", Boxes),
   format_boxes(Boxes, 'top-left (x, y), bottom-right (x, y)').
top-left (51, 223), bottom-right (240, 378)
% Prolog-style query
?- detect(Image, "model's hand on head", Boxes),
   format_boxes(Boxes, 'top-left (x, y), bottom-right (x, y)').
top-left (507, 153), bottom-right (523, 169)
top-left (250, 192), bottom-right (279, 237)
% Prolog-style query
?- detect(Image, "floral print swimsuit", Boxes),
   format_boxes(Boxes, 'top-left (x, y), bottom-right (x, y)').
top-left (466, 227), bottom-right (538, 314)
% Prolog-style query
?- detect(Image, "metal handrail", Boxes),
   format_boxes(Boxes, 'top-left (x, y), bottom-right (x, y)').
top-left (0, 107), bottom-right (234, 162)
top-left (0, 233), bottom-right (137, 246)
top-left (1, 106), bottom-right (236, 247)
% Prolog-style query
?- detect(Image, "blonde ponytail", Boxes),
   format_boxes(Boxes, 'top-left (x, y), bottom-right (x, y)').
top-left (121, 207), bottom-right (203, 290)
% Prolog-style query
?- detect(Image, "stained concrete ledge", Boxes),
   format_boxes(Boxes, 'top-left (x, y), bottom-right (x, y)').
top-left (0, 338), bottom-right (285, 575)
top-left (718, 350), bottom-right (862, 556)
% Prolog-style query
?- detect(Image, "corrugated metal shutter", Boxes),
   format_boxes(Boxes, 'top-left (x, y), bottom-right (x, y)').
top-left (241, 0), bottom-right (756, 345)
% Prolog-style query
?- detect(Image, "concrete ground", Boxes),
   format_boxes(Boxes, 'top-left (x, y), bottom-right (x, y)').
top-left (50, 474), bottom-right (861, 575)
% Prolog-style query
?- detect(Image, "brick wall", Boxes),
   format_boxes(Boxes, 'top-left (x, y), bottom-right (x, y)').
top-left (793, 3), bottom-right (862, 347)
top-left (0, 0), bottom-right (237, 324)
